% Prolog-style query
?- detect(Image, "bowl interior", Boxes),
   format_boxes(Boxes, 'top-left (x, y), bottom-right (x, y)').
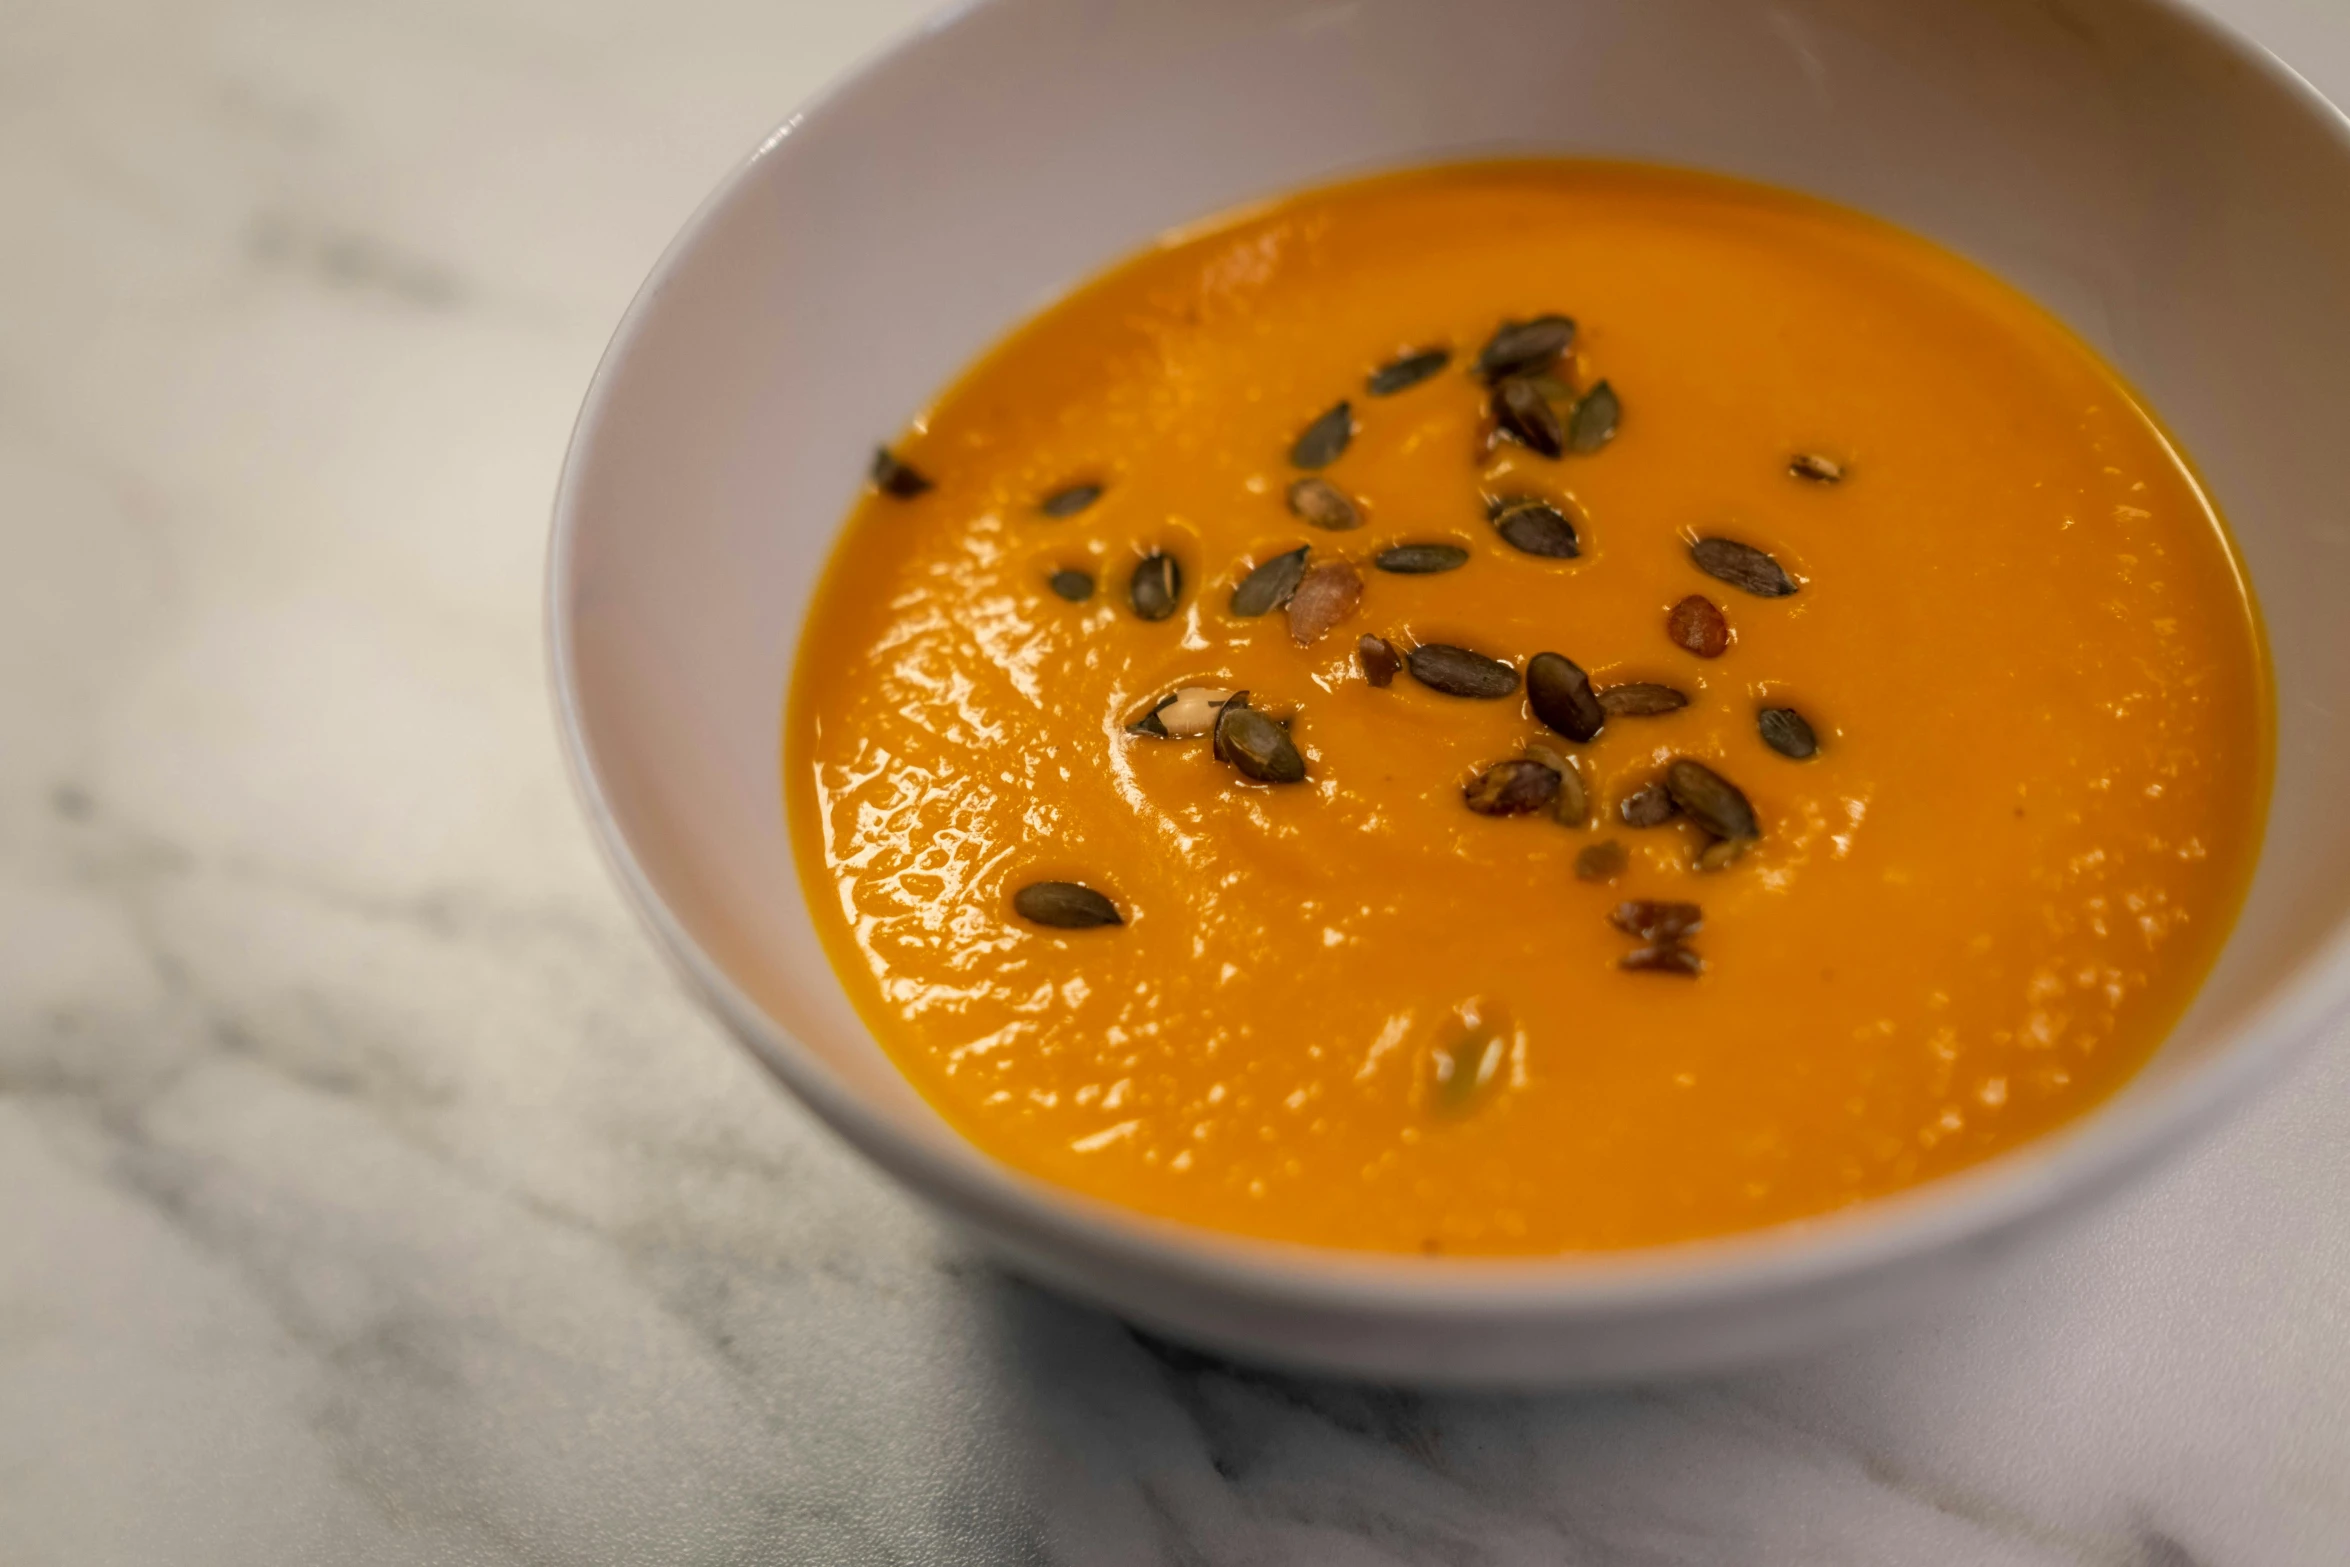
top-left (554, 0), bottom-right (2350, 1276)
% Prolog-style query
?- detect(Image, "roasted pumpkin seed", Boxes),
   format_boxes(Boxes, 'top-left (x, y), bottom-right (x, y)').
top-left (1758, 706), bottom-right (1820, 759)
top-left (1230, 546), bottom-right (1308, 616)
top-left (1695, 835), bottom-right (1750, 873)
top-left (1374, 543), bottom-right (1470, 574)
top-left (1286, 475), bottom-right (1363, 531)
top-left (1287, 560), bottom-right (1362, 646)
top-left (1574, 839), bottom-right (1628, 881)
top-left (1526, 741), bottom-right (1589, 826)
top-left (1013, 881), bottom-right (1122, 929)
top-left (1667, 594), bottom-right (1730, 658)
top-left (1040, 481), bottom-right (1102, 517)
top-left (1690, 537), bottom-right (1798, 598)
top-left (870, 446), bottom-right (933, 498)
top-left (1125, 692), bottom-right (1177, 737)
top-left (1367, 346), bottom-right (1450, 395)
top-left (1290, 401), bottom-right (1353, 469)
top-left (1609, 900), bottom-right (1703, 942)
top-left (1665, 758), bottom-right (1759, 840)
top-left (1048, 568), bottom-right (1095, 602)
top-left (1464, 758), bottom-right (1561, 816)
top-left (1474, 314), bottom-right (1576, 382)
top-left (1213, 694), bottom-right (1307, 783)
top-left (1493, 377), bottom-right (1566, 458)
top-left (1130, 552), bottom-right (1183, 621)
top-left (1568, 380), bottom-right (1620, 453)
top-left (1526, 651), bottom-right (1606, 741)
top-left (1358, 633), bottom-right (1400, 687)
top-left (1597, 682), bottom-right (1691, 717)
top-left (1621, 943), bottom-right (1704, 976)
top-left (1406, 643), bottom-right (1518, 699)
top-left (1619, 783), bottom-right (1679, 828)
top-left (1789, 452), bottom-right (1845, 483)
top-left (1489, 496), bottom-right (1579, 558)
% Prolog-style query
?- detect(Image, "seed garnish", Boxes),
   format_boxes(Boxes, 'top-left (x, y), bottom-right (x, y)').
top-left (1290, 401), bottom-right (1354, 469)
top-left (1621, 943), bottom-right (1704, 976)
top-left (1493, 377), bottom-right (1566, 458)
top-left (1619, 783), bottom-right (1679, 827)
top-left (1406, 643), bottom-right (1518, 699)
top-left (1690, 537), bottom-right (1798, 597)
top-left (1286, 561), bottom-right (1362, 647)
top-left (1136, 686), bottom-right (1235, 739)
top-left (1609, 900), bottom-right (1703, 942)
top-left (1568, 380), bottom-right (1620, 453)
top-left (1474, 315), bottom-right (1576, 382)
top-left (1286, 476), bottom-right (1364, 531)
top-left (1213, 693), bottom-right (1307, 783)
top-left (1789, 453), bottom-right (1845, 483)
top-left (1367, 346), bottom-right (1451, 396)
top-left (1488, 496), bottom-right (1579, 558)
top-left (871, 446), bottom-right (933, 498)
top-left (1667, 595), bottom-right (1730, 658)
top-left (1526, 741), bottom-right (1588, 825)
top-left (1597, 682), bottom-right (1691, 717)
top-left (1758, 706), bottom-right (1820, 759)
top-left (1358, 634), bottom-right (1401, 687)
top-left (1014, 881), bottom-right (1122, 929)
top-left (1130, 552), bottom-right (1183, 621)
top-left (1040, 482), bottom-right (1103, 517)
top-left (1665, 758), bottom-right (1759, 841)
top-left (1374, 543), bottom-right (1470, 574)
top-left (1048, 569), bottom-right (1095, 602)
top-left (1574, 839), bottom-right (1628, 881)
top-left (1125, 692), bottom-right (1177, 737)
top-left (1696, 836), bottom-right (1750, 873)
top-left (1464, 758), bottom-right (1562, 816)
top-left (1526, 651), bottom-right (1606, 741)
top-left (1229, 546), bottom-right (1309, 616)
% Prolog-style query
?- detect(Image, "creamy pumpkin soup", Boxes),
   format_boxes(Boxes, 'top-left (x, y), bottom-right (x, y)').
top-left (787, 162), bottom-right (2268, 1254)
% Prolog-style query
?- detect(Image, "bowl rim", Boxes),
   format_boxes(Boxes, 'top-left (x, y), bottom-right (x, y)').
top-left (547, 0), bottom-right (2350, 1316)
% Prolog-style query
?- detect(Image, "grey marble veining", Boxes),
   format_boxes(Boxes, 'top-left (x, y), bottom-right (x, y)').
top-left (4, 0), bottom-right (2349, 1561)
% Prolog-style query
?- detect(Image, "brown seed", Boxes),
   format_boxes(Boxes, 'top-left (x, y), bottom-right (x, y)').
top-left (1488, 495), bottom-right (1580, 558)
top-left (1690, 537), bottom-right (1798, 598)
top-left (1367, 346), bottom-right (1450, 396)
top-left (1406, 643), bottom-right (1518, 699)
top-left (1621, 943), bottom-right (1704, 976)
top-left (1597, 683), bottom-right (1691, 717)
top-left (1048, 569), bottom-right (1095, 602)
top-left (1577, 843), bottom-right (1628, 884)
top-left (1526, 651), bottom-right (1606, 741)
top-left (1375, 543), bottom-right (1470, 574)
top-left (1286, 560), bottom-right (1362, 646)
top-left (1525, 742), bottom-right (1587, 825)
top-left (1789, 452), bottom-right (1845, 483)
top-left (1040, 482), bottom-right (1103, 517)
top-left (1474, 315), bottom-right (1576, 382)
top-left (1358, 634), bottom-right (1400, 687)
top-left (1493, 377), bottom-right (1565, 458)
top-left (1287, 476), bottom-right (1363, 531)
top-left (1568, 380), bottom-right (1620, 453)
top-left (1609, 900), bottom-right (1703, 942)
top-left (1230, 546), bottom-right (1308, 617)
top-left (1290, 401), bottom-right (1353, 469)
top-left (1013, 881), bottom-right (1121, 929)
top-left (870, 446), bottom-right (933, 498)
top-left (1213, 694), bottom-right (1307, 784)
top-left (1619, 783), bottom-right (1679, 828)
top-left (1464, 758), bottom-right (1561, 816)
top-left (1130, 552), bottom-right (1183, 621)
top-left (1695, 835), bottom-right (1750, 873)
top-left (1665, 758), bottom-right (1760, 840)
top-left (1667, 595), bottom-right (1730, 658)
top-left (1758, 706), bottom-right (1820, 759)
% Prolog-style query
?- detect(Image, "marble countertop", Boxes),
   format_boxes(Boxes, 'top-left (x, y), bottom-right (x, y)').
top-left (7, 0), bottom-right (2349, 1560)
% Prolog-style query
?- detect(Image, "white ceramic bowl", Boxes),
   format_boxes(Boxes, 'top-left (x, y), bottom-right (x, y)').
top-left (551, 0), bottom-right (2350, 1385)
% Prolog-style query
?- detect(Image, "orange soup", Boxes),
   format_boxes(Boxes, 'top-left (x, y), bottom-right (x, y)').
top-left (786, 162), bottom-right (2268, 1254)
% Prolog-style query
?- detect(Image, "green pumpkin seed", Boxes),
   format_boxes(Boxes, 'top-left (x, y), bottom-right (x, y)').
top-left (1665, 758), bottom-right (1759, 840)
top-left (1789, 452), bottom-right (1844, 483)
top-left (1367, 346), bottom-right (1450, 395)
top-left (1406, 643), bottom-right (1518, 699)
top-left (1568, 380), bottom-right (1620, 453)
top-left (1609, 900), bottom-right (1703, 942)
top-left (1464, 758), bottom-right (1561, 816)
top-left (1474, 315), bottom-right (1576, 382)
top-left (1213, 694), bottom-right (1307, 784)
top-left (1230, 546), bottom-right (1308, 616)
top-left (1488, 496), bottom-right (1579, 558)
top-left (1691, 537), bottom-right (1798, 598)
top-left (1290, 401), bottom-right (1353, 469)
top-left (870, 446), bottom-right (933, 498)
top-left (1526, 651), bottom-right (1606, 742)
top-left (1286, 476), bottom-right (1363, 531)
top-left (1013, 880), bottom-right (1122, 929)
top-left (1619, 783), bottom-right (1679, 828)
top-left (1574, 839), bottom-right (1628, 881)
top-left (1048, 568), bottom-right (1095, 602)
top-left (1597, 683), bottom-right (1690, 717)
top-left (1040, 481), bottom-right (1103, 517)
top-left (1358, 634), bottom-right (1401, 687)
top-left (1667, 595), bottom-right (1730, 658)
top-left (1375, 543), bottom-right (1470, 574)
top-left (1493, 377), bottom-right (1565, 458)
top-left (1130, 552), bottom-right (1183, 621)
top-left (1621, 943), bottom-right (1704, 976)
top-left (1758, 706), bottom-right (1819, 759)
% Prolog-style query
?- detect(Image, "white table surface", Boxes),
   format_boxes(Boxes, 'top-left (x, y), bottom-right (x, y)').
top-left (6, 0), bottom-right (2349, 1561)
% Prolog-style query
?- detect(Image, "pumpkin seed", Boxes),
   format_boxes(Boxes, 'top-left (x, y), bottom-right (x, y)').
top-left (1691, 537), bottom-right (1798, 598)
top-left (1527, 651), bottom-right (1606, 742)
top-left (1230, 546), bottom-right (1308, 616)
top-left (1598, 682), bottom-right (1691, 717)
top-left (1568, 380), bottom-right (1620, 453)
top-left (1048, 568), bottom-right (1095, 602)
top-left (1290, 401), bottom-right (1353, 469)
top-left (1621, 943), bottom-right (1704, 976)
top-left (1154, 686), bottom-right (1235, 738)
top-left (1667, 594), bottom-right (1730, 658)
top-left (1130, 552), bottom-right (1183, 621)
top-left (1358, 633), bottom-right (1401, 687)
top-left (1286, 560), bottom-right (1362, 647)
top-left (1367, 346), bottom-right (1451, 396)
top-left (1758, 706), bottom-right (1819, 759)
top-left (1013, 880), bottom-right (1122, 929)
top-left (1434, 1026), bottom-right (1506, 1111)
top-left (1574, 839), bottom-right (1628, 881)
top-left (1213, 694), bottom-right (1307, 784)
top-left (1474, 314), bottom-right (1576, 382)
top-left (870, 446), bottom-right (933, 498)
top-left (1040, 481), bottom-right (1103, 517)
top-left (1695, 835), bottom-right (1750, 873)
top-left (1374, 543), bottom-right (1470, 574)
top-left (1286, 476), bottom-right (1363, 531)
top-left (1493, 377), bottom-right (1565, 458)
top-left (1464, 758), bottom-right (1561, 816)
top-left (1406, 643), bottom-right (1518, 699)
top-left (1789, 452), bottom-right (1845, 483)
top-left (1666, 758), bottom-right (1759, 840)
top-left (1126, 692), bottom-right (1178, 737)
top-left (1619, 783), bottom-right (1679, 828)
top-left (1609, 900), bottom-right (1703, 942)
top-left (1526, 741), bottom-right (1588, 825)
top-left (1488, 496), bottom-right (1580, 558)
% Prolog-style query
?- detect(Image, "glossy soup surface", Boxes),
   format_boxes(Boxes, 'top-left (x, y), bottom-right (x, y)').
top-left (786, 163), bottom-right (2268, 1254)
